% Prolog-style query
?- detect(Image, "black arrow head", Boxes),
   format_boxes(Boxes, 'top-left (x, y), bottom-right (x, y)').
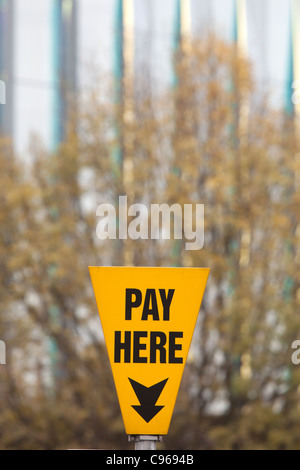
top-left (129, 378), bottom-right (168, 423)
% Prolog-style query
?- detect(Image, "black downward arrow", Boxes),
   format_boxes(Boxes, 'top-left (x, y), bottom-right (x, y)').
top-left (129, 377), bottom-right (168, 423)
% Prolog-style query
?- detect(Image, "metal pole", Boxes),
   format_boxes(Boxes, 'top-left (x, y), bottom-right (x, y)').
top-left (129, 435), bottom-right (162, 450)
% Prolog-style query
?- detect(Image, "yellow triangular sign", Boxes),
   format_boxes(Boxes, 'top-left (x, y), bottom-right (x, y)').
top-left (89, 266), bottom-right (209, 435)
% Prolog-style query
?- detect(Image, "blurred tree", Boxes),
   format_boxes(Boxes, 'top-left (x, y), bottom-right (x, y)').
top-left (0, 34), bottom-right (300, 450)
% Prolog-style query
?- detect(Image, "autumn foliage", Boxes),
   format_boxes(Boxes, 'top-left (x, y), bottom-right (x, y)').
top-left (0, 35), bottom-right (300, 449)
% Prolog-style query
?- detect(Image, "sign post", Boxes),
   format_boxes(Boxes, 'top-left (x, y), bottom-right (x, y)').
top-left (128, 435), bottom-right (162, 450)
top-left (89, 266), bottom-right (209, 448)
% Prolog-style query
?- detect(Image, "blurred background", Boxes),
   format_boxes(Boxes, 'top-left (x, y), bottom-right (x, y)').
top-left (0, 0), bottom-right (300, 450)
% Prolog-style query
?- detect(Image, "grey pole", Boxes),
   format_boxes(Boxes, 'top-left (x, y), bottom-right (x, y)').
top-left (129, 435), bottom-right (162, 450)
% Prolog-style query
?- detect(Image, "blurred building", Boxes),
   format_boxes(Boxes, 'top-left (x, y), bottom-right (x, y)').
top-left (0, 0), bottom-right (298, 406)
top-left (0, 0), bottom-right (298, 152)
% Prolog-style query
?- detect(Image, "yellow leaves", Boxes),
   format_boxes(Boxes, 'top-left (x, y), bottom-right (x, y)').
top-left (1, 32), bottom-right (300, 449)
top-left (207, 80), bottom-right (223, 103)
